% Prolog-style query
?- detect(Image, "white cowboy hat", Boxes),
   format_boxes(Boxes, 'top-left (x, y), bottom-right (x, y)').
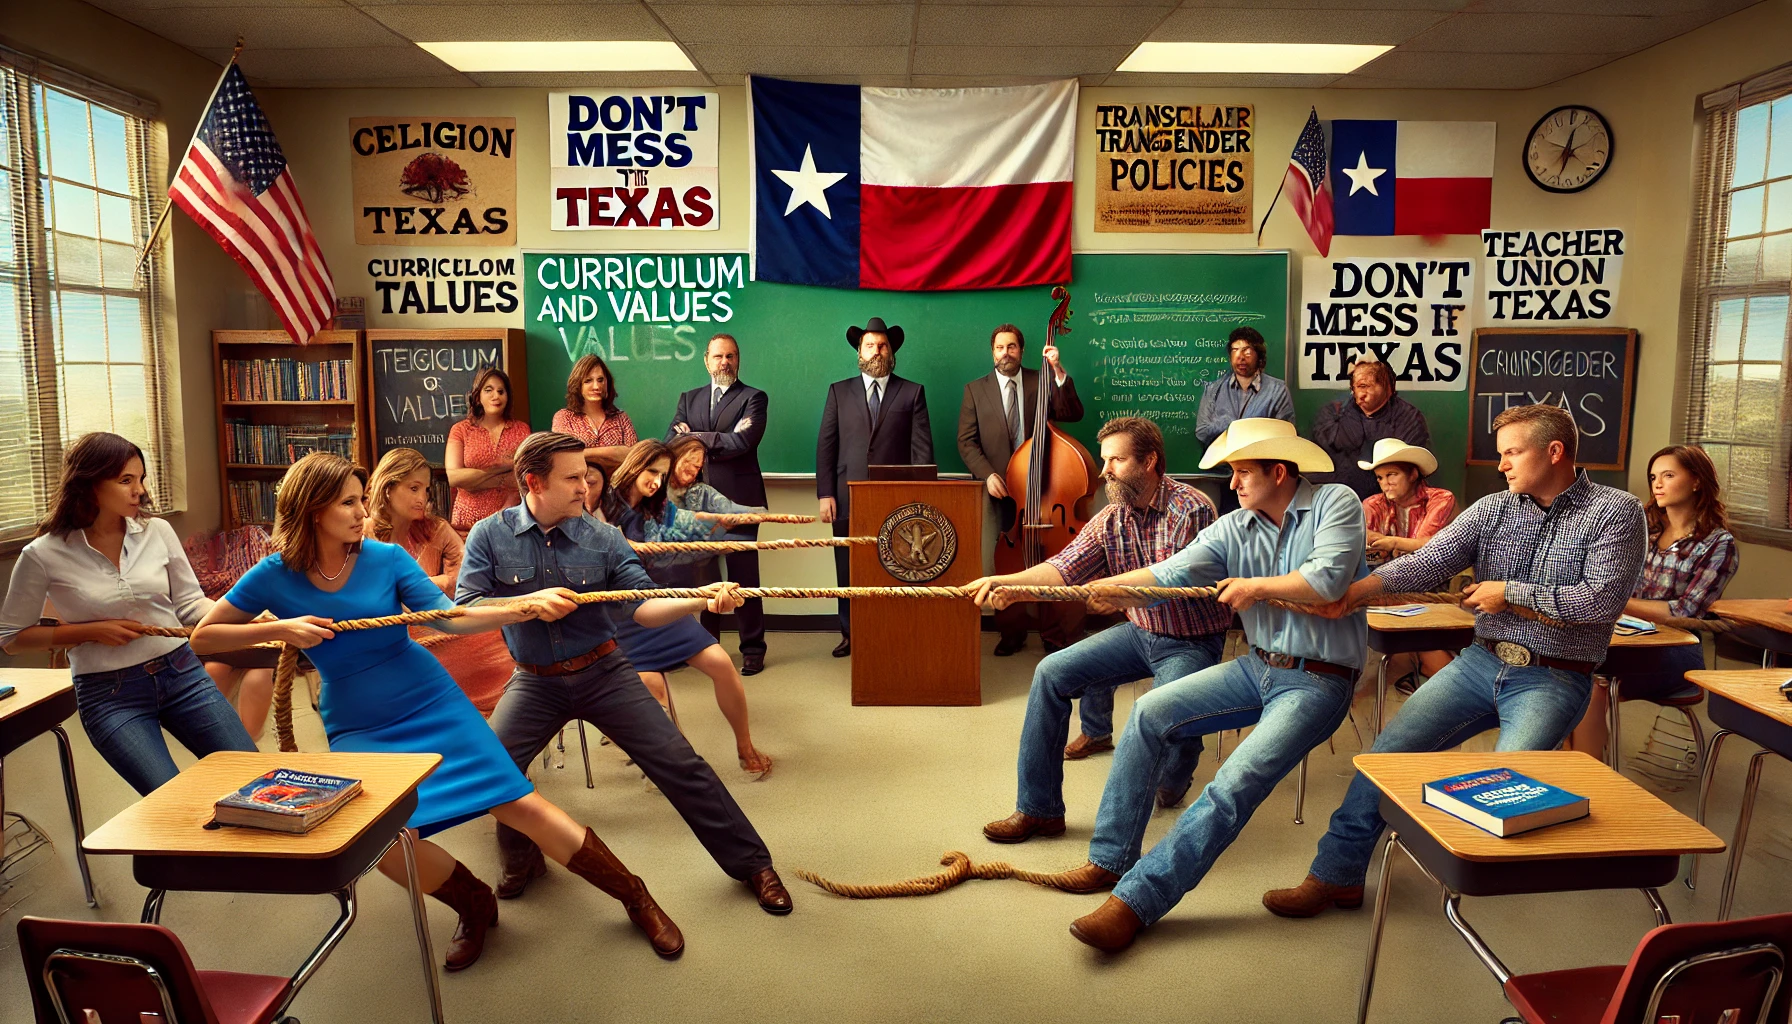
top-left (1357, 438), bottom-right (1438, 477)
top-left (1197, 418), bottom-right (1334, 472)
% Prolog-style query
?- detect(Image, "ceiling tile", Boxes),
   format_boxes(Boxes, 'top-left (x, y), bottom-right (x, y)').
top-left (465, 71), bottom-right (714, 86)
top-left (1468, 0), bottom-right (1750, 14)
top-left (1148, 7), bottom-right (1451, 44)
top-left (686, 43), bottom-right (910, 75)
top-left (1104, 71), bottom-right (1345, 88)
top-left (654, 4), bottom-right (913, 46)
top-left (361, 4), bottom-right (671, 40)
top-left (351, 0), bottom-right (640, 5)
top-left (916, 5), bottom-right (1171, 47)
top-left (85, 0), bottom-right (340, 11)
top-left (911, 44), bottom-right (1133, 76)
top-left (1334, 49), bottom-right (1621, 88)
top-left (1397, 10), bottom-right (1725, 54)
top-left (1168, 0), bottom-right (1471, 8)
top-left (109, 7), bottom-right (411, 49)
top-left (194, 43), bottom-right (468, 81)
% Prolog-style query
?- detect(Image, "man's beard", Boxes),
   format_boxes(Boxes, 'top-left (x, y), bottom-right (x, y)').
top-left (710, 368), bottom-right (738, 389)
top-left (859, 353), bottom-right (894, 377)
top-left (995, 355), bottom-right (1020, 375)
top-left (1104, 472), bottom-right (1144, 506)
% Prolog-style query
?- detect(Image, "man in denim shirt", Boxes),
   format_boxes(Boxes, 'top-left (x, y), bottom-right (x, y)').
top-left (1048, 418), bottom-right (1367, 952)
top-left (1264, 404), bottom-right (1645, 920)
top-left (458, 432), bottom-right (792, 917)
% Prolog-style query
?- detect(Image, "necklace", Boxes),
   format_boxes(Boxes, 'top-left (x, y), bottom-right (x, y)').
top-left (317, 551), bottom-right (350, 582)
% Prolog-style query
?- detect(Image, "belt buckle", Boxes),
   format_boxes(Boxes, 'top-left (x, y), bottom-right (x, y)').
top-left (1493, 641), bottom-right (1533, 667)
top-left (1263, 651), bottom-right (1296, 670)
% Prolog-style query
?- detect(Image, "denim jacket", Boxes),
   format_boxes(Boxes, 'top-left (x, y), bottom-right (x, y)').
top-left (456, 502), bottom-right (657, 665)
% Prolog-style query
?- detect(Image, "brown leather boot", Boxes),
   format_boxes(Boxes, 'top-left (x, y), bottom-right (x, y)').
top-left (983, 811), bottom-right (1066, 844)
top-left (428, 860), bottom-right (498, 971)
top-left (564, 828), bottom-right (685, 957)
top-left (1262, 874), bottom-right (1365, 918)
top-left (495, 822), bottom-right (547, 900)
top-left (1070, 896), bottom-right (1143, 952)
top-left (1052, 861), bottom-right (1122, 894)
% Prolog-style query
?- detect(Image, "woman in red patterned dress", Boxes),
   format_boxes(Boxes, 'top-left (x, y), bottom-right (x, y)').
top-left (445, 366), bottom-right (530, 534)
top-left (550, 353), bottom-right (637, 470)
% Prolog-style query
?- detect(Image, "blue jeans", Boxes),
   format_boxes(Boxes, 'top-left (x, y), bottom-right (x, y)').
top-left (1309, 641), bottom-right (1594, 888)
top-left (1015, 623), bottom-right (1225, 820)
top-left (73, 645), bottom-right (257, 795)
top-left (1091, 653), bottom-right (1354, 925)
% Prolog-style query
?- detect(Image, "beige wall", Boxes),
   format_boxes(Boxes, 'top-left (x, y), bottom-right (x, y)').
top-left (5, 0), bottom-right (1792, 621)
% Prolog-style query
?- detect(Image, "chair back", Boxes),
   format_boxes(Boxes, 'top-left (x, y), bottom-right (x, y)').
top-left (17, 916), bottom-right (220, 1024)
top-left (1602, 912), bottom-right (1792, 1024)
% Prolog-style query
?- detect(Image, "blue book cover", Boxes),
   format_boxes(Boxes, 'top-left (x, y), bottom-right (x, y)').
top-left (1422, 767), bottom-right (1589, 837)
top-left (214, 768), bottom-right (362, 833)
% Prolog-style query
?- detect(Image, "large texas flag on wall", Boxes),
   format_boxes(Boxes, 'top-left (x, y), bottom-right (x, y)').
top-left (749, 75), bottom-right (1075, 291)
top-left (1329, 120), bottom-right (1496, 236)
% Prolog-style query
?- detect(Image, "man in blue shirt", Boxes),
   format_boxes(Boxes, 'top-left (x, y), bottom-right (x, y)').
top-left (1048, 418), bottom-right (1367, 953)
top-left (459, 431), bottom-right (793, 920)
top-left (1264, 403), bottom-right (1645, 920)
top-left (1195, 327), bottom-right (1296, 446)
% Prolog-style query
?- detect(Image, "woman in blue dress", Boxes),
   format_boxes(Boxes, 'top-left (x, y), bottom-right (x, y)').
top-left (595, 441), bottom-right (773, 777)
top-left (191, 452), bottom-right (685, 968)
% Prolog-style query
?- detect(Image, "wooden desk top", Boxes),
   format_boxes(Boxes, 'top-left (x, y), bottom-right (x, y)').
top-left (1608, 622), bottom-right (1700, 648)
top-left (1353, 751), bottom-right (1724, 863)
top-left (0, 668), bottom-right (74, 723)
top-left (1711, 599), bottom-right (1792, 634)
top-left (1686, 670), bottom-right (1792, 728)
top-left (84, 751), bottom-right (440, 860)
top-left (1367, 605), bottom-right (1476, 631)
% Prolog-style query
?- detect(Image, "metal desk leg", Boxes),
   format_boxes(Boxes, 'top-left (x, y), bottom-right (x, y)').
top-left (1294, 755), bottom-right (1307, 825)
top-left (1717, 750), bottom-right (1770, 922)
top-left (1604, 678), bottom-right (1622, 770)
top-left (1442, 893), bottom-right (1513, 984)
top-left (141, 888), bottom-right (166, 924)
top-left (1356, 832), bottom-right (1401, 1024)
top-left (1688, 729), bottom-right (1733, 890)
top-left (575, 719), bottom-right (594, 789)
top-left (269, 886), bottom-right (359, 1021)
top-left (50, 726), bottom-right (97, 907)
top-left (1374, 657), bottom-right (1388, 745)
top-left (1642, 887), bottom-right (1672, 927)
top-left (400, 829), bottom-right (447, 1024)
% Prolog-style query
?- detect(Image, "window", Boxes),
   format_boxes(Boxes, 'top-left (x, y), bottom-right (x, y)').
top-left (0, 49), bottom-right (179, 545)
top-left (1685, 65), bottom-right (1792, 543)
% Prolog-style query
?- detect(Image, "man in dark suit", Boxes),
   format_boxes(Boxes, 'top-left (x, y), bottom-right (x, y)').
top-left (817, 316), bottom-right (933, 657)
top-left (957, 322), bottom-right (1084, 656)
top-left (668, 333), bottom-right (771, 674)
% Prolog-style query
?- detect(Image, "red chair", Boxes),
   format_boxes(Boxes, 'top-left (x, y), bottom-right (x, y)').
top-left (1501, 912), bottom-right (1792, 1024)
top-left (18, 916), bottom-right (294, 1024)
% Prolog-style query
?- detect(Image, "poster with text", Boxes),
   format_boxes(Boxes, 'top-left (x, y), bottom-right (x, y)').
top-left (549, 90), bottom-right (719, 230)
top-left (351, 117), bottom-right (516, 246)
top-left (1481, 228), bottom-right (1625, 323)
top-left (1299, 256), bottom-right (1473, 391)
top-left (1093, 103), bottom-right (1252, 233)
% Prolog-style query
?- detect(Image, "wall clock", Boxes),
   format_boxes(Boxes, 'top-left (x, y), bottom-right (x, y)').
top-left (1524, 105), bottom-right (1613, 194)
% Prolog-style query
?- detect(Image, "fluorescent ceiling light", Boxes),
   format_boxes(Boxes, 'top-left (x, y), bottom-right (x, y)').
top-left (417, 41), bottom-right (695, 73)
top-left (1117, 42), bottom-right (1393, 75)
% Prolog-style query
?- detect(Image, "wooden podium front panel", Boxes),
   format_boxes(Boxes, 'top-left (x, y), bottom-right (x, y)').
top-left (848, 481), bottom-right (982, 706)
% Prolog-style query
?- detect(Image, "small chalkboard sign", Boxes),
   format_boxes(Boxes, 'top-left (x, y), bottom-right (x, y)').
top-left (365, 329), bottom-right (528, 466)
top-left (1467, 327), bottom-right (1637, 471)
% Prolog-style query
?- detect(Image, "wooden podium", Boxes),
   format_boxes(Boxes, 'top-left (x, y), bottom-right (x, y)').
top-left (848, 480), bottom-right (982, 706)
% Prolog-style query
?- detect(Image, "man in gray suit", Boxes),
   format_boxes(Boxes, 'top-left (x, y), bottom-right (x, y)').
top-left (957, 322), bottom-right (1084, 655)
top-left (817, 317), bottom-right (933, 657)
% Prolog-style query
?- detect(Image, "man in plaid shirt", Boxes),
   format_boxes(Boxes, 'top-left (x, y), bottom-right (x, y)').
top-left (1265, 404), bottom-right (1646, 920)
top-left (967, 418), bottom-right (1232, 844)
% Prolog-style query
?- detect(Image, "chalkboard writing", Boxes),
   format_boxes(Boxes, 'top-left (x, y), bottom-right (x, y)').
top-left (1467, 328), bottom-right (1637, 471)
top-left (366, 334), bottom-right (505, 465)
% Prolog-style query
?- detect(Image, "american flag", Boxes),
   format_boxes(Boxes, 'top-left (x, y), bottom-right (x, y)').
top-left (1282, 108), bottom-right (1334, 257)
top-left (169, 65), bottom-right (335, 344)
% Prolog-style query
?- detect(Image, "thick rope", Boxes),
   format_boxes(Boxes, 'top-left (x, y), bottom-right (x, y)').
top-left (690, 513), bottom-right (816, 524)
top-left (628, 537), bottom-right (876, 554)
top-left (794, 851), bottom-right (1080, 898)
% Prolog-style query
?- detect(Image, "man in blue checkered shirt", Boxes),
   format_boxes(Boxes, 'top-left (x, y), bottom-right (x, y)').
top-left (1264, 403), bottom-right (1646, 920)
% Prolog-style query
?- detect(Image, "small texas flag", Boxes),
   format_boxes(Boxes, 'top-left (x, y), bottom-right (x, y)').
top-left (1329, 120), bottom-right (1496, 236)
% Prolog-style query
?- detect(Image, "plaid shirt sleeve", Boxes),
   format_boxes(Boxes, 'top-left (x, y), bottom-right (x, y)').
top-left (1669, 530), bottom-right (1740, 619)
top-left (1047, 504), bottom-right (1114, 583)
top-left (1375, 494), bottom-right (1488, 593)
top-left (1411, 488), bottom-right (1457, 542)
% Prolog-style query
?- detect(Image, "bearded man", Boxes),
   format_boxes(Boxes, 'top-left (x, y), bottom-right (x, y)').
top-left (816, 317), bottom-right (933, 657)
top-left (965, 417), bottom-right (1232, 844)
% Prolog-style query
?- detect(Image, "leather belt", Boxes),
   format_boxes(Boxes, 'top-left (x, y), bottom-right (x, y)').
top-left (1474, 637), bottom-right (1596, 676)
top-left (1252, 646), bottom-right (1354, 680)
top-left (520, 639), bottom-right (619, 677)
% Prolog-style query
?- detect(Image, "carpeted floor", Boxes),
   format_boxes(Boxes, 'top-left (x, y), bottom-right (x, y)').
top-left (2, 632), bottom-right (1785, 1024)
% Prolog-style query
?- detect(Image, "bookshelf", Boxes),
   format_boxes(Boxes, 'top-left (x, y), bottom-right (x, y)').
top-left (213, 330), bottom-right (368, 531)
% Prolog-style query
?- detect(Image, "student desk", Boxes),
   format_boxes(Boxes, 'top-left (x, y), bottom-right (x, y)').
top-left (1592, 623), bottom-right (1701, 769)
top-left (1710, 599), bottom-right (1792, 666)
top-left (0, 668), bottom-right (96, 906)
top-left (1351, 750), bottom-right (1723, 1024)
top-left (1684, 669), bottom-right (1792, 919)
top-left (83, 751), bottom-right (445, 1024)
top-left (1366, 605), bottom-right (1475, 742)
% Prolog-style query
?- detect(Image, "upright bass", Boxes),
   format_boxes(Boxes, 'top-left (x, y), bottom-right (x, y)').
top-left (993, 286), bottom-right (1101, 646)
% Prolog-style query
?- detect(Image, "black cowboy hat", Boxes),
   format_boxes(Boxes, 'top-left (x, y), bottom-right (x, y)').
top-left (846, 316), bottom-right (904, 351)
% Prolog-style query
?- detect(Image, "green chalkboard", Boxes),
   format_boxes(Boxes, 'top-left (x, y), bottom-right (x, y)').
top-left (523, 251), bottom-right (1289, 474)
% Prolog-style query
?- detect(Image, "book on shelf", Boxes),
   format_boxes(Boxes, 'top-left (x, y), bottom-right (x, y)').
top-left (1422, 767), bottom-right (1590, 838)
top-left (224, 421), bottom-right (355, 465)
top-left (213, 767), bottom-right (363, 833)
top-left (228, 479), bottom-right (279, 524)
top-left (222, 357), bottom-right (354, 402)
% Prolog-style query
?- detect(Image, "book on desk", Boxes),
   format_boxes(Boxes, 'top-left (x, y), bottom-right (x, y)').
top-left (213, 768), bottom-right (363, 833)
top-left (1422, 767), bottom-right (1589, 837)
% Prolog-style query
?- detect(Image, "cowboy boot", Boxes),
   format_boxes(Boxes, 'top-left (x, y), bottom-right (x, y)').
top-left (428, 860), bottom-right (499, 971)
top-left (495, 821), bottom-right (547, 900)
top-left (564, 827), bottom-right (684, 957)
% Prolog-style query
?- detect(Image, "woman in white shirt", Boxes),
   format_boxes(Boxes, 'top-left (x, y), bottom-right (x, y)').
top-left (0, 433), bottom-right (256, 794)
